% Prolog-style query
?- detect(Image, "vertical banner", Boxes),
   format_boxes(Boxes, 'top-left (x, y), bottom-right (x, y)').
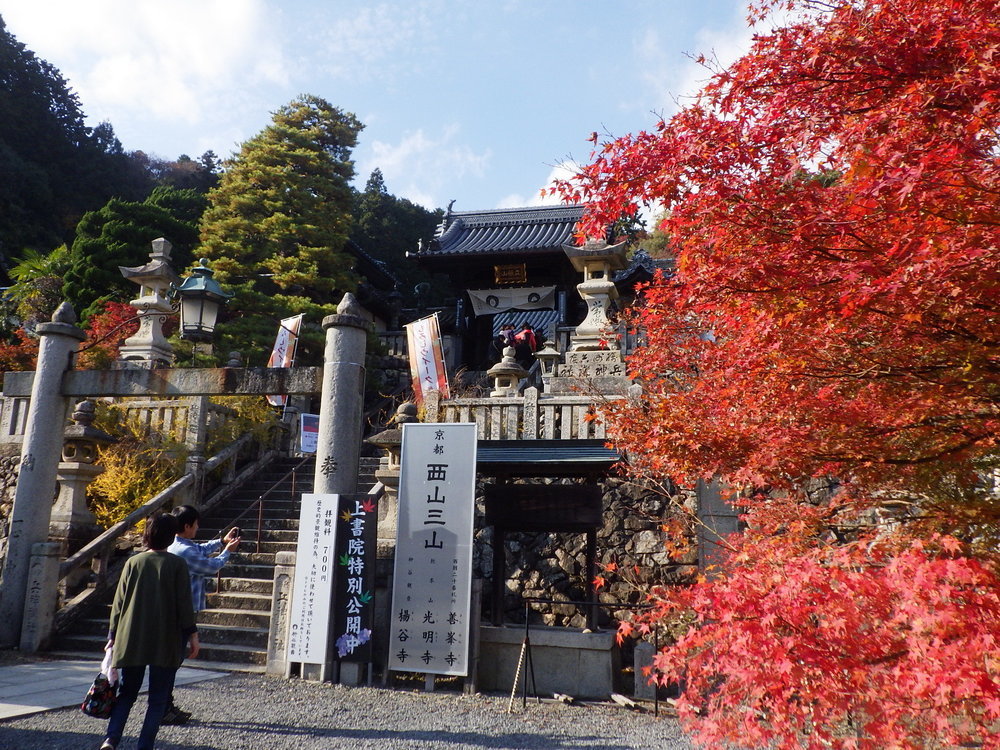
top-left (388, 423), bottom-right (477, 676)
top-left (332, 493), bottom-right (378, 662)
top-left (404, 313), bottom-right (450, 403)
top-left (266, 313), bottom-right (304, 407)
top-left (287, 493), bottom-right (338, 664)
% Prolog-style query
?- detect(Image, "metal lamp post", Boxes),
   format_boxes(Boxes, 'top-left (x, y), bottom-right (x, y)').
top-left (174, 258), bottom-right (233, 352)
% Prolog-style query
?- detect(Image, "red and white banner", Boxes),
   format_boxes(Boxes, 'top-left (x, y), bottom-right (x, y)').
top-left (266, 314), bottom-right (304, 407)
top-left (404, 313), bottom-right (449, 403)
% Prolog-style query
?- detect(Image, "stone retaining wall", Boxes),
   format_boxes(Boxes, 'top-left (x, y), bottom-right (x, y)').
top-left (472, 476), bottom-right (698, 628)
top-left (0, 445), bottom-right (21, 569)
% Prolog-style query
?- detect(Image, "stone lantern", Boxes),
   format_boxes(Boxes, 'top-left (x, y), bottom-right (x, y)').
top-left (51, 400), bottom-right (115, 594)
top-left (486, 346), bottom-right (528, 397)
top-left (534, 343), bottom-right (561, 384)
top-left (562, 238), bottom-right (628, 351)
top-left (366, 401), bottom-right (419, 554)
top-left (118, 237), bottom-right (180, 367)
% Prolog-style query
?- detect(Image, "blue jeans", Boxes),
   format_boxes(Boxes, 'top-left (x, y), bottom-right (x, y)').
top-left (105, 664), bottom-right (178, 750)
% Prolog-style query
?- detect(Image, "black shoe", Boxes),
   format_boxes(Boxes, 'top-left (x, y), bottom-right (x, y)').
top-left (161, 704), bottom-right (191, 725)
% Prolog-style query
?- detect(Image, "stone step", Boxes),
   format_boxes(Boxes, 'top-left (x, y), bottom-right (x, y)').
top-left (215, 577), bottom-right (273, 596)
top-left (198, 608), bottom-right (272, 629)
top-left (205, 591), bottom-right (272, 612)
top-left (196, 622), bottom-right (269, 649)
top-left (196, 528), bottom-right (300, 543)
top-left (202, 540), bottom-right (297, 556)
top-left (227, 552), bottom-right (278, 566)
top-left (222, 562), bottom-right (279, 580)
top-left (196, 641), bottom-right (267, 666)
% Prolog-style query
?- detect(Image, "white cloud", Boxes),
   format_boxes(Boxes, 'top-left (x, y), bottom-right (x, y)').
top-left (309, 1), bottom-right (439, 84)
top-left (497, 162), bottom-right (580, 209)
top-left (634, 7), bottom-right (754, 117)
top-left (3, 0), bottom-right (288, 126)
top-left (359, 126), bottom-right (492, 210)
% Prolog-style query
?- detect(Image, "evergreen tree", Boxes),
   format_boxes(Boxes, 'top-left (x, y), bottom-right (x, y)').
top-left (352, 168), bottom-right (444, 304)
top-left (199, 95), bottom-right (363, 364)
top-left (0, 16), bottom-right (152, 263)
top-left (61, 187), bottom-right (205, 319)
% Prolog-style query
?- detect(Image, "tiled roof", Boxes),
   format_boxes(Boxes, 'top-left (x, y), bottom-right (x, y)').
top-left (613, 248), bottom-right (675, 285)
top-left (420, 204), bottom-right (584, 258)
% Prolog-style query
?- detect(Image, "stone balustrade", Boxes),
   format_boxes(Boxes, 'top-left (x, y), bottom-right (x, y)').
top-left (422, 387), bottom-right (615, 441)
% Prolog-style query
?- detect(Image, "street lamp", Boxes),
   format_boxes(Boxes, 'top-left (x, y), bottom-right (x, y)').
top-left (174, 258), bottom-right (233, 343)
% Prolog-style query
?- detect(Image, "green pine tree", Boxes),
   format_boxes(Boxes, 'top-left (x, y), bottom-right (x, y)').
top-left (199, 95), bottom-right (363, 364)
top-left (61, 188), bottom-right (205, 320)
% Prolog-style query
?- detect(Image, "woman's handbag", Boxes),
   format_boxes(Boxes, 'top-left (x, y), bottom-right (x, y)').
top-left (80, 672), bottom-right (118, 719)
top-left (80, 641), bottom-right (119, 719)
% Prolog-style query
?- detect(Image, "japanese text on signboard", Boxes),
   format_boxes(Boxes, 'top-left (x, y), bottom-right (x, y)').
top-left (388, 423), bottom-right (476, 676)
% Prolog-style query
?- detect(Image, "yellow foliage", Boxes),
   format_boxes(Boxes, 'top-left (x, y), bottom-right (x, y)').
top-left (87, 402), bottom-right (186, 529)
top-left (205, 396), bottom-right (280, 454)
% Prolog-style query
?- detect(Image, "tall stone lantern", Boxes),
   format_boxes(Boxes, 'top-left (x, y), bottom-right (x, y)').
top-left (117, 237), bottom-right (180, 367)
top-left (366, 401), bottom-right (419, 555)
top-left (51, 400), bottom-right (115, 596)
top-left (562, 238), bottom-right (628, 351)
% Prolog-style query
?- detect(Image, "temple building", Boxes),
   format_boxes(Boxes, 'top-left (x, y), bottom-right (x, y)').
top-left (410, 203), bottom-right (667, 371)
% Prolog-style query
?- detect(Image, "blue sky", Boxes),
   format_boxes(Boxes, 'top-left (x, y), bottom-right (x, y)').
top-left (3, 0), bottom-right (752, 213)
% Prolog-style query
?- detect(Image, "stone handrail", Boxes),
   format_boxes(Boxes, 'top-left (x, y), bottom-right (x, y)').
top-left (423, 387), bottom-right (617, 440)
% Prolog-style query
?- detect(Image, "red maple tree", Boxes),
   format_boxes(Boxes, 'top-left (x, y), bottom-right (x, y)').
top-left (557, 0), bottom-right (1000, 746)
top-left (77, 301), bottom-right (141, 370)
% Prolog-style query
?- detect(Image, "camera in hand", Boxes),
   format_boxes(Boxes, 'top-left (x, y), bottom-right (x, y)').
top-left (231, 527), bottom-right (241, 538)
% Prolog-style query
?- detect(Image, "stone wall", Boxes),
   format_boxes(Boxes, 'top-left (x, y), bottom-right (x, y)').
top-left (0, 445), bottom-right (22, 569)
top-left (472, 476), bottom-right (698, 628)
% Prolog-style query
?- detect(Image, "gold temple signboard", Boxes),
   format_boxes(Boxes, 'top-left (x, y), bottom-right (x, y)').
top-left (494, 263), bottom-right (526, 284)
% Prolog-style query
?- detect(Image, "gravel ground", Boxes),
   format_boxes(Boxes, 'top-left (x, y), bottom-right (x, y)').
top-left (0, 672), bottom-right (695, 750)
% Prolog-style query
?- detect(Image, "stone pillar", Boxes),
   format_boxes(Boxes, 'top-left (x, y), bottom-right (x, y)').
top-left (314, 293), bottom-right (372, 497)
top-left (20, 542), bottom-right (61, 652)
top-left (0, 302), bottom-right (86, 647)
top-left (308, 293), bottom-right (372, 682)
top-left (266, 551), bottom-right (296, 676)
top-left (633, 640), bottom-right (656, 701)
top-left (182, 395), bottom-right (210, 505)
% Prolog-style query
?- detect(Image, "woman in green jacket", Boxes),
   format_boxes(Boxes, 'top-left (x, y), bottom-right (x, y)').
top-left (99, 513), bottom-right (199, 750)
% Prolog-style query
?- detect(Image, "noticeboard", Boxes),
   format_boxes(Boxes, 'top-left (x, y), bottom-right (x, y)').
top-left (332, 493), bottom-right (377, 662)
top-left (388, 423), bottom-right (477, 676)
top-left (287, 493), bottom-right (338, 664)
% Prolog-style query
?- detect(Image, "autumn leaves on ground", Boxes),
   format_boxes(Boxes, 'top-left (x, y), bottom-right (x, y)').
top-left (559, 0), bottom-right (1000, 747)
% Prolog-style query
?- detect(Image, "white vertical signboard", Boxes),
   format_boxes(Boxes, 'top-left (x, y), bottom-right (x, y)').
top-left (388, 423), bottom-right (477, 676)
top-left (287, 493), bottom-right (338, 664)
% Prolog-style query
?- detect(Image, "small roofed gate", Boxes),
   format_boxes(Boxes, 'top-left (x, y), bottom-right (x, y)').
top-left (478, 439), bottom-right (622, 630)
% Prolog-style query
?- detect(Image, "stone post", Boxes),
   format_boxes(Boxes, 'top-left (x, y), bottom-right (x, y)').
top-left (307, 293), bottom-right (372, 683)
top-left (0, 302), bottom-right (86, 647)
top-left (20, 542), bottom-right (61, 652)
top-left (182, 395), bottom-right (210, 506)
top-left (266, 550), bottom-right (296, 676)
top-left (314, 293), bottom-right (372, 497)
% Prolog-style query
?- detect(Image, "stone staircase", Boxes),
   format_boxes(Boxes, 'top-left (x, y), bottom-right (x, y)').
top-left (52, 454), bottom-right (381, 671)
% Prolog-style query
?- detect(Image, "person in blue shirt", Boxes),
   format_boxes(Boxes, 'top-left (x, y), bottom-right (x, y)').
top-left (162, 504), bottom-right (240, 724)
